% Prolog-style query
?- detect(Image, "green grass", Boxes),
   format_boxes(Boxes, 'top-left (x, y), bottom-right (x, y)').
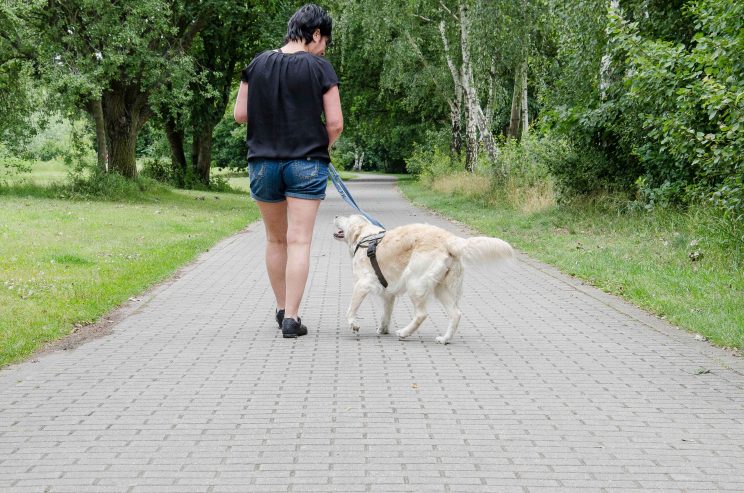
top-left (0, 183), bottom-right (258, 367)
top-left (6, 158), bottom-right (69, 187)
top-left (399, 178), bottom-right (744, 350)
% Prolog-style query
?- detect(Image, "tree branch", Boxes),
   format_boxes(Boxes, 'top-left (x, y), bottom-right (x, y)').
top-left (439, 1), bottom-right (458, 21)
top-left (412, 13), bottom-right (434, 23)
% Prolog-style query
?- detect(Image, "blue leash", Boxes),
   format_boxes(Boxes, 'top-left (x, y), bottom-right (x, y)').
top-left (328, 164), bottom-right (385, 229)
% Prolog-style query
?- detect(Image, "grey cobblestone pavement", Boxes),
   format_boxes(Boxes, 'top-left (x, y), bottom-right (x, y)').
top-left (2, 175), bottom-right (743, 492)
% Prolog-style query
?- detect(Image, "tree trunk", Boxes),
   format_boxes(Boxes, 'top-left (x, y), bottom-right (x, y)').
top-left (449, 100), bottom-right (463, 156)
top-left (353, 147), bottom-right (364, 171)
top-left (102, 92), bottom-right (140, 178)
top-left (191, 133), bottom-right (200, 176)
top-left (87, 98), bottom-right (108, 172)
top-left (508, 72), bottom-right (521, 139)
top-left (485, 54), bottom-right (497, 130)
top-left (507, 60), bottom-right (528, 140)
top-left (439, 20), bottom-right (464, 159)
top-left (106, 126), bottom-right (138, 178)
top-left (459, 2), bottom-right (480, 172)
top-left (164, 119), bottom-right (187, 187)
top-left (520, 62), bottom-right (529, 138)
top-left (464, 101), bottom-right (479, 172)
top-left (194, 127), bottom-right (214, 184)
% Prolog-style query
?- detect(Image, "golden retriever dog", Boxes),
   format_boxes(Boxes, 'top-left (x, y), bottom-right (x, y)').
top-left (333, 214), bottom-right (514, 344)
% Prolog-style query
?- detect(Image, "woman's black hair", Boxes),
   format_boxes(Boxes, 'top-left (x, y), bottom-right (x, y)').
top-left (284, 4), bottom-right (333, 46)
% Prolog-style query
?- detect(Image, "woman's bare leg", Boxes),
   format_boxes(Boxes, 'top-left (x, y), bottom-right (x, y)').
top-left (256, 200), bottom-right (288, 310)
top-left (284, 197), bottom-right (321, 319)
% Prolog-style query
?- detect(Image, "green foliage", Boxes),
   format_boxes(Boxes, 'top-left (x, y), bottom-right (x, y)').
top-left (0, 144), bottom-right (32, 186)
top-left (405, 144), bottom-right (463, 178)
top-left (212, 114), bottom-right (246, 170)
top-left (528, 136), bottom-right (622, 200)
top-left (606, 0), bottom-right (743, 198)
top-left (0, 2), bottom-right (37, 141)
top-left (490, 135), bottom-right (555, 188)
top-left (140, 157), bottom-right (177, 185)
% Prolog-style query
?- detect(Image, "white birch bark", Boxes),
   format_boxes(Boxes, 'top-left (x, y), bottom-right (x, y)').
top-left (460, 2), bottom-right (480, 172)
top-left (439, 20), bottom-right (464, 156)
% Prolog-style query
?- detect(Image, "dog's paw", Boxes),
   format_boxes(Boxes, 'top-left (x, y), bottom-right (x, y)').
top-left (349, 323), bottom-right (360, 333)
top-left (396, 329), bottom-right (409, 339)
top-left (435, 336), bottom-right (450, 345)
top-left (377, 325), bottom-right (389, 335)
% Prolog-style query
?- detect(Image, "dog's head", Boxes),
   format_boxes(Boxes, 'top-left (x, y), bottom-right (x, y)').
top-left (333, 215), bottom-right (370, 248)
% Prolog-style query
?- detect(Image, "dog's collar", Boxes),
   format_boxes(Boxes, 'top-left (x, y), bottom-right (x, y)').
top-left (354, 231), bottom-right (388, 288)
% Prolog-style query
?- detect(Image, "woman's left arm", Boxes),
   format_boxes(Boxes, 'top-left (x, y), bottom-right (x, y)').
top-left (323, 85), bottom-right (343, 148)
top-left (233, 82), bottom-right (248, 124)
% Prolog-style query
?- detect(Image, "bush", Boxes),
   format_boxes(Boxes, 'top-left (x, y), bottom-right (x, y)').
top-left (405, 144), bottom-right (463, 179)
top-left (598, 0), bottom-right (743, 200)
top-left (212, 118), bottom-right (247, 170)
top-left (491, 135), bottom-right (554, 187)
top-left (0, 144), bottom-right (32, 186)
top-left (537, 136), bottom-right (624, 201)
top-left (140, 157), bottom-right (177, 185)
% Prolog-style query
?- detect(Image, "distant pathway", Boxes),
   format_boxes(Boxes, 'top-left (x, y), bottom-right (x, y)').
top-left (1, 174), bottom-right (743, 492)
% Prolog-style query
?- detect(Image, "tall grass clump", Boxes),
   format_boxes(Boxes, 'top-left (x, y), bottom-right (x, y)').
top-left (405, 134), bottom-right (565, 213)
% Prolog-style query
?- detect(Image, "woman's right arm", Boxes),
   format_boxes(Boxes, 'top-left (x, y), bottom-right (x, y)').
top-left (233, 82), bottom-right (248, 124)
top-left (323, 85), bottom-right (343, 148)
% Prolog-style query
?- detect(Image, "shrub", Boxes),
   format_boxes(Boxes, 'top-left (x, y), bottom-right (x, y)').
top-left (212, 120), bottom-right (247, 170)
top-left (0, 144), bottom-right (32, 186)
top-left (535, 136), bottom-right (623, 201)
top-left (405, 144), bottom-right (463, 179)
top-left (140, 157), bottom-right (177, 185)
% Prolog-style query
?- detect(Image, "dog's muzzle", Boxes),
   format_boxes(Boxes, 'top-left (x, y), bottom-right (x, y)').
top-left (333, 229), bottom-right (345, 239)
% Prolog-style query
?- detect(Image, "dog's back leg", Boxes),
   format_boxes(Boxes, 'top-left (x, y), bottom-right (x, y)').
top-left (396, 255), bottom-right (450, 340)
top-left (396, 294), bottom-right (428, 340)
top-left (434, 262), bottom-right (464, 344)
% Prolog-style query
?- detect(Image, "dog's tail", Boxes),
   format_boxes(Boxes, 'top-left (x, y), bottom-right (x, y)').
top-left (447, 236), bottom-right (514, 263)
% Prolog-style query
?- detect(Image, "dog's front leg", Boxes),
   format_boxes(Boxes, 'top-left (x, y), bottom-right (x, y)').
top-left (347, 281), bottom-right (370, 333)
top-left (378, 293), bottom-right (395, 335)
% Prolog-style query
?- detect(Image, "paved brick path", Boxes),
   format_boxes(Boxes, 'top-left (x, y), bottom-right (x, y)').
top-left (2, 175), bottom-right (743, 492)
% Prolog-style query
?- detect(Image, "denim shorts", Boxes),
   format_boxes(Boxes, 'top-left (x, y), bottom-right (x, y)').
top-left (248, 159), bottom-right (329, 202)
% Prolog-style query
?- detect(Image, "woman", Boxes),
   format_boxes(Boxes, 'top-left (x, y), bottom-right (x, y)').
top-left (233, 4), bottom-right (343, 338)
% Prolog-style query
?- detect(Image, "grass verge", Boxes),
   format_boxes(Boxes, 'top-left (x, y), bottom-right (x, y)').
top-left (398, 177), bottom-right (743, 351)
top-left (1, 185), bottom-right (258, 367)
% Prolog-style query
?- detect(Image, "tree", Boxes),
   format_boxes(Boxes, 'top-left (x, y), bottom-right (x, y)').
top-left (151, 0), bottom-right (277, 186)
top-left (0, 2), bottom-right (37, 144)
top-left (24, 0), bottom-right (209, 178)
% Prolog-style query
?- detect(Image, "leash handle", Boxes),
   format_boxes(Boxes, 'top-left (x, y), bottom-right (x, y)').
top-left (328, 164), bottom-right (385, 229)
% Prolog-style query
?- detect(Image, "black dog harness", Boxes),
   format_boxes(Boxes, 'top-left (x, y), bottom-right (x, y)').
top-left (354, 232), bottom-right (388, 288)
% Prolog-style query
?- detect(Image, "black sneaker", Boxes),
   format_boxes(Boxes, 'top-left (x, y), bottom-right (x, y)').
top-left (275, 309), bottom-right (285, 329)
top-left (282, 317), bottom-right (308, 338)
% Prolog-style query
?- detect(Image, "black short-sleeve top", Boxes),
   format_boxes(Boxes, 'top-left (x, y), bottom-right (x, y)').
top-left (241, 50), bottom-right (339, 162)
